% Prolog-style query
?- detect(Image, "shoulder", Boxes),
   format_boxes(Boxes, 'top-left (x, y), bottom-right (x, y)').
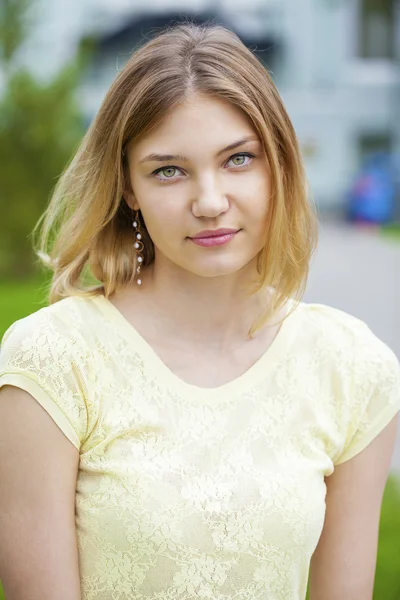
top-left (296, 301), bottom-right (369, 339)
top-left (296, 301), bottom-right (393, 354)
top-left (0, 296), bottom-right (101, 451)
top-left (298, 300), bottom-right (399, 393)
top-left (0, 295), bottom-right (97, 365)
top-left (294, 301), bottom-right (399, 384)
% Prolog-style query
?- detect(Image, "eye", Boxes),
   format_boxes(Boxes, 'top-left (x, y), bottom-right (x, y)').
top-left (151, 165), bottom-right (184, 182)
top-left (151, 152), bottom-right (256, 183)
top-left (226, 152), bottom-right (255, 168)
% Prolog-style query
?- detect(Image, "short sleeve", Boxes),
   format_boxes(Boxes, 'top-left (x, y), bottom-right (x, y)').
top-left (334, 323), bottom-right (400, 465)
top-left (0, 309), bottom-right (93, 450)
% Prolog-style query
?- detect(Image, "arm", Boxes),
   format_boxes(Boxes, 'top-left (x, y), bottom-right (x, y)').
top-left (309, 412), bottom-right (398, 600)
top-left (0, 385), bottom-right (82, 600)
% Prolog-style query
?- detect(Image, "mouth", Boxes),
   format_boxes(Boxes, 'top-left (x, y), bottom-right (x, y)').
top-left (189, 229), bottom-right (241, 247)
top-left (191, 228), bottom-right (240, 239)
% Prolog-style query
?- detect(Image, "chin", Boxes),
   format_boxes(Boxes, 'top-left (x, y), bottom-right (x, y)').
top-left (184, 259), bottom-right (251, 279)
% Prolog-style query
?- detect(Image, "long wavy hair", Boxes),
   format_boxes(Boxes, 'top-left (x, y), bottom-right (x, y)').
top-left (34, 20), bottom-right (319, 335)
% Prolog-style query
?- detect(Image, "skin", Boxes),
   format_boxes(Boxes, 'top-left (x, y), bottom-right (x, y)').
top-left (126, 94), bottom-right (270, 283)
top-left (309, 413), bottom-right (398, 599)
top-left (0, 386), bottom-right (81, 600)
top-left (119, 92), bottom-right (286, 386)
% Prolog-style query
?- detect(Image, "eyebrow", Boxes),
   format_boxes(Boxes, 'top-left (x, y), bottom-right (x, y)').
top-left (138, 135), bottom-right (260, 164)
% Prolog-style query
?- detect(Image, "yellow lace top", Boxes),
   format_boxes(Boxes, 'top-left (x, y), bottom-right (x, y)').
top-left (1, 294), bottom-right (399, 600)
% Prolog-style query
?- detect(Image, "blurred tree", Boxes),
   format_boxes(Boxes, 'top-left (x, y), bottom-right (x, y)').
top-left (0, 0), bottom-right (90, 278)
top-left (0, 0), bottom-right (31, 76)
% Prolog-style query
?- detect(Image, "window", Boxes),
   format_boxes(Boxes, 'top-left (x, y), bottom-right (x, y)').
top-left (359, 0), bottom-right (395, 59)
top-left (358, 132), bottom-right (393, 166)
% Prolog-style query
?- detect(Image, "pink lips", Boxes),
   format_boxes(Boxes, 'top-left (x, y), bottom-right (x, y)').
top-left (190, 228), bottom-right (240, 247)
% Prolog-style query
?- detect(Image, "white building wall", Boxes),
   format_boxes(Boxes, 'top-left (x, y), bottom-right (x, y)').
top-left (280, 0), bottom-right (399, 207)
top-left (9, 0), bottom-right (400, 210)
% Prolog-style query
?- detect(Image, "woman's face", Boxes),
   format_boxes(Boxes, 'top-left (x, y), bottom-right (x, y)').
top-left (124, 93), bottom-right (272, 280)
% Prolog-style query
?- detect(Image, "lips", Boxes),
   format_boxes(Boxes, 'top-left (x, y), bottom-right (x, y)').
top-left (191, 228), bottom-right (239, 239)
top-left (189, 229), bottom-right (240, 248)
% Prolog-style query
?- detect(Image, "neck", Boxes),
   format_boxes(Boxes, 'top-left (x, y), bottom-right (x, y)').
top-left (129, 256), bottom-right (273, 349)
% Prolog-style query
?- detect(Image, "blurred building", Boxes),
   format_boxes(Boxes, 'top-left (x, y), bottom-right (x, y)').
top-left (18, 0), bottom-right (400, 210)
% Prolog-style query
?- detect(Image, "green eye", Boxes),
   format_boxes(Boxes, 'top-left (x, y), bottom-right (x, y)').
top-left (228, 152), bottom-right (255, 168)
top-left (160, 167), bottom-right (176, 178)
top-left (152, 166), bottom-right (183, 181)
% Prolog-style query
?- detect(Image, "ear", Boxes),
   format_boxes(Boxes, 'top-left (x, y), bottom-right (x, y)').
top-left (123, 188), bottom-right (140, 212)
top-left (122, 170), bottom-right (140, 211)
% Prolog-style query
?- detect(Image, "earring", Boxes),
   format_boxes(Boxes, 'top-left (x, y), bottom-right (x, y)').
top-left (133, 210), bottom-right (143, 286)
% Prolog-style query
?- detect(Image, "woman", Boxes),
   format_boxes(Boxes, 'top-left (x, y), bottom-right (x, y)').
top-left (0, 22), bottom-right (399, 600)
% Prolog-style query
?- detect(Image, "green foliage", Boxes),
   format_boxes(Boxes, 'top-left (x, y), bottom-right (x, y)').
top-left (0, 65), bottom-right (85, 277)
top-left (0, 271), bottom-right (49, 337)
top-left (0, 0), bottom-right (32, 66)
top-left (0, 0), bottom-right (87, 278)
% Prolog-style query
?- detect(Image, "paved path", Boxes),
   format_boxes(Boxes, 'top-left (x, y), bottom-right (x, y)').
top-left (302, 219), bottom-right (400, 472)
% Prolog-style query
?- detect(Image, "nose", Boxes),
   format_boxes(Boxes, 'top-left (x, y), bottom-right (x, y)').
top-left (191, 176), bottom-right (230, 219)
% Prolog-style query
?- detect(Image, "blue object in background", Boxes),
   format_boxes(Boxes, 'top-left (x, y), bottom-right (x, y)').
top-left (346, 152), bottom-right (396, 224)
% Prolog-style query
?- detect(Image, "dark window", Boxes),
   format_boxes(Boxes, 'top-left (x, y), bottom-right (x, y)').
top-left (358, 131), bottom-right (393, 165)
top-left (359, 0), bottom-right (395, 58)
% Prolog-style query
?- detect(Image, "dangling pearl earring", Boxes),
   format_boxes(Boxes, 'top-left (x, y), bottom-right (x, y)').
top-left (133, 210), bottom-right (144, 286)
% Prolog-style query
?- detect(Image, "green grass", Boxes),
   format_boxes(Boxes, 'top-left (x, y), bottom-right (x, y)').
top-left (380, 222), bottom-right (400, 242)
top-left (0, 279), bottom-right (400, 598)
top-left (0, 273), bottom-right (50, 338)
top-left (373, 476), bottom-right (400, 599)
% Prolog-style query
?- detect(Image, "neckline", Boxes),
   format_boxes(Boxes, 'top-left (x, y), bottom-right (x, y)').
top-left (91, 293), bottom-right (300, 401)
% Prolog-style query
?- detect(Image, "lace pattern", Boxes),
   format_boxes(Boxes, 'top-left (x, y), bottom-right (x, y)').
top-left (1, 296), bottom-right (399, 600)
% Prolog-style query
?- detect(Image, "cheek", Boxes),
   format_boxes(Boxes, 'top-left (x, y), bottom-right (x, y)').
top-left (257, 175), bottom-right (272, 217)
top-left (139, 193), bottom-right (186, 244)
top-left (239, 177), bottom-right (271, 221)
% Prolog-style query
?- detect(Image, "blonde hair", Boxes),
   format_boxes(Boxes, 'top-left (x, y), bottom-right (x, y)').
top-left (34, 20), bottom-right (318, 335)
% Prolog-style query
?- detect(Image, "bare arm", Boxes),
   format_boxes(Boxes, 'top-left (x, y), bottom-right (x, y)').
top-left (0, 385), bottom-right (81, 600)
top-left (309, 413), bottom-right (399, 600)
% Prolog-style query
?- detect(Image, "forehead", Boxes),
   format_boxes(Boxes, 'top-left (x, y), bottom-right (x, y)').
top-left (132, 94), bottom-right (258, 156)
